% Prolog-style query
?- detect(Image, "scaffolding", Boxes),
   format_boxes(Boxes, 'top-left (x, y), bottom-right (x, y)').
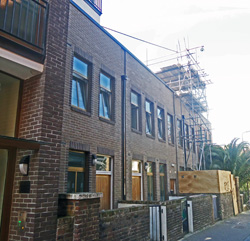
top-left (156, 47), bottom-right (212, 170)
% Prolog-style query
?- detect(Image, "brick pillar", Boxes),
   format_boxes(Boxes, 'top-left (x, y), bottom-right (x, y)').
top-left (57, 193), bottom-right (102, 241)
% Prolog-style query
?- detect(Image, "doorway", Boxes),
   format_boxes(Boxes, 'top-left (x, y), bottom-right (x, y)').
top-left (96, 155), bottom-right (113, 210)
top-left (132, 160), bottom-right (143, 201)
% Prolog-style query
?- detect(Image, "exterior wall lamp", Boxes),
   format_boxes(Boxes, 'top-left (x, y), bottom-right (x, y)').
top-left (19, 156), bottom-right (30, 176)
top-left (144, 162), bottom-right (149, 171)
top-left (92, 154), bottom-right (97, 166)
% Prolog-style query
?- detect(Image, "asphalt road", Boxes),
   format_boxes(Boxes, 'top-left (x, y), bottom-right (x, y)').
top-left (181, 210), bottom-right (250, 241)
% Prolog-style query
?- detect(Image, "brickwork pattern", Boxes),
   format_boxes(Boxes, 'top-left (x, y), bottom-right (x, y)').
top-left (57, 197), bottom-right (100, 241)
top-left (57, 216), bottom-right (74, 241)
top-left (217, 193), bottom-right (234, 220)
top-left (99, 206), bottom-right (150, 241)
top-left (166, 199), bottom-right (184, 241)
top-left (8, 0), bottom-right (70, 239)
top-left (188, 195), bottom-right (214, 232)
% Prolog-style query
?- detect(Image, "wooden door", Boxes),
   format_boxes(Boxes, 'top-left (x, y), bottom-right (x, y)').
top-left (170, 179), bottom-right (176, 194)
top-left (132, 176), bottom-right (141, 200)
top-left (96, 174), bottom-right (111, 210)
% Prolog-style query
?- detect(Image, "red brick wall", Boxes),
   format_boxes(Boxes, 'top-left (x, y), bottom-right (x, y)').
top-left (99, 206), bottom-right (150, 240)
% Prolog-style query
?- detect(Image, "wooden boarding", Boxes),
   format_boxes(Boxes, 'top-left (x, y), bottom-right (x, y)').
top-left (230, 174), bottom-right (239, 215)
top-left (179, 170), bottom-right (232, 194)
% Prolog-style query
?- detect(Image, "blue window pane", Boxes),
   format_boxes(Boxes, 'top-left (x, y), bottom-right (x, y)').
top-left (99, 93), bottom-right (104, 117)
top-left (73, 57), bottom-right (88, 78)
top-left (77, 81), bottom-right (86, 109)
top-left (71, 79), bottom-right (78, 106)
top-left (131, 92), bottom-right (138, 105)
top-left (100, 73), bottom-right (111, 90)
top-left (146, 101), bottom-right (151, 113)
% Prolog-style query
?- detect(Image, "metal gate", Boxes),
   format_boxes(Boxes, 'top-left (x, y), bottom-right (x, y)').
top-left (212, 195), bottom-right (218, 220)
top-left (149, 205), bottom-right (167, 241)
top-left (181, 199), bottom-right (189, 234)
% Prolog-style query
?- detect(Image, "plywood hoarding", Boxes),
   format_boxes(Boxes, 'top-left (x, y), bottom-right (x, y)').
top-left (179, 170), bottom-right (232, 194)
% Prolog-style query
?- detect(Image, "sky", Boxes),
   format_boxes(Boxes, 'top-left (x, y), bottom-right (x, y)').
top-left (101, 0), bottom-right (250, 145)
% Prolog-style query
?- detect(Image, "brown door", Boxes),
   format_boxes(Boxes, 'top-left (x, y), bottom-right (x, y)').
top-left (96, 174), bottom-right (111, 210)
top-left (132, 176), bottom-right (141, 200)
top-left (170, 179), bottom-right (176, 194)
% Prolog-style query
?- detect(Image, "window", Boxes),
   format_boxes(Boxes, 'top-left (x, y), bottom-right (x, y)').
top-left (67, 151), bottom-right (86, 193)
top-left (177, 119), bottom-right (183, 147)
top-left (160, 164), bottom-right (166, 201)
top-left (167, 114), bottom-right (174, 144)
top-left (191, 127), bottom-right (196, 153)
top-left (184, 124), bottom-right (189, 150)
top-left (71, 56), bottom-right (89, 110)
top-left (131, 91), bottom-right (141, 131)
top-left (147, 162), bottom-right (154, 201)
top-left (157, 107), bottom-right (165, 140)
top-left (99, 73), bottom-right (112, 119)
top-left (145, 100), bottom-right (154, 136)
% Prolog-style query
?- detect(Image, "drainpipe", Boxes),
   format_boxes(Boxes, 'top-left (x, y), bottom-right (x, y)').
top-left (121, 50), bottom-right (127, 200)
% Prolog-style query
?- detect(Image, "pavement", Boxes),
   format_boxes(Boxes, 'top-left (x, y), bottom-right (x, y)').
top-left (180, 210), bottom-right (250, 241)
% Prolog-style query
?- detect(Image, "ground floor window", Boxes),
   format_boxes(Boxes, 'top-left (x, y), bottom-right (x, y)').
top-left (160, 164), bottom-right (166, 201)
top-left (67, 151), bottom-right (86, 193)
top-left (147, 162), bottom-right (154, 201)
top-left (132, 160), bottom-right (143, 201)
top-left (96, 155), bottom-right (113, 210)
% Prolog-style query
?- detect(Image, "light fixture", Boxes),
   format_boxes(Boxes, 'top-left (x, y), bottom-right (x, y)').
top-left (19, 156), bottom-right (30, 176)
top-left (144, 162), bottom-right (149, 171)
top-left (92, 154), bottom-right (97, 166)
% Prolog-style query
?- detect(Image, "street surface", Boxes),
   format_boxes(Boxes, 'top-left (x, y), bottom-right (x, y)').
top-left (181, 210), bottom-right (250, 241)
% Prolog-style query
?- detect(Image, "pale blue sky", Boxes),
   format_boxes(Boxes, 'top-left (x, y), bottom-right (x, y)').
top-left (101, 0), bottom-right (250, 145)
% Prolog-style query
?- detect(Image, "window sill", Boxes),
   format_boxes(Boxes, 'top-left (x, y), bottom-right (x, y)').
top-left (99, 116), bottom-right (115, 125)
top-left (71, 106), bottom-right (91, 117)
top-left (146, 134), bottom-right (155, 140)
top-left (131, 128), bottom-right (142, 135)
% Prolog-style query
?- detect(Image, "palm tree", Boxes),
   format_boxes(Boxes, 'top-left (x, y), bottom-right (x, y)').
top-left (204, 138), bottom-right (250, 187)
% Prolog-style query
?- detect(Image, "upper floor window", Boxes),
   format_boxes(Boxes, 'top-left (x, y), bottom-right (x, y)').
top-left (167, 114), bottom-right (174, 144)
top-left (157, 107), bottom-right (165, 140)
top-left (71, 57), bottom-right (89, 111)
top-left (99, 73), bottom-right (112, 119)
top-left (145, 100), bottom-right (154, 136)
top-left (177, 119), bottom-right (183, 147)
top-left (131, 91), bottom-right (141, 131)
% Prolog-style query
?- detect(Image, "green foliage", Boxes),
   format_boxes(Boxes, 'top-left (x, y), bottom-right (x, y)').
top-left (205, 138), bottom-right (250, 187)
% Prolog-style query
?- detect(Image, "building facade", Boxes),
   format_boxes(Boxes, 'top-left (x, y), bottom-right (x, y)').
top-left (0, 0), bottom-right (211, 240)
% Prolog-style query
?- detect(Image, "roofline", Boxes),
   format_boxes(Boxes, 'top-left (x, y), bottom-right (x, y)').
top-left (70, 0), bottom-right (174, 93)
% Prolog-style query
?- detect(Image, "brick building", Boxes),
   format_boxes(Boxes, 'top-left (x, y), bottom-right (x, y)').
top-left (0, 0), bottom-right (211, 240)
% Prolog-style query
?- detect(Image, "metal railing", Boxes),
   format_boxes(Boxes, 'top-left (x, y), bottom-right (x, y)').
top-left (86, 0), bottom-right (102, 14)
top-left (0, 0), bottom-right (48, 53)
